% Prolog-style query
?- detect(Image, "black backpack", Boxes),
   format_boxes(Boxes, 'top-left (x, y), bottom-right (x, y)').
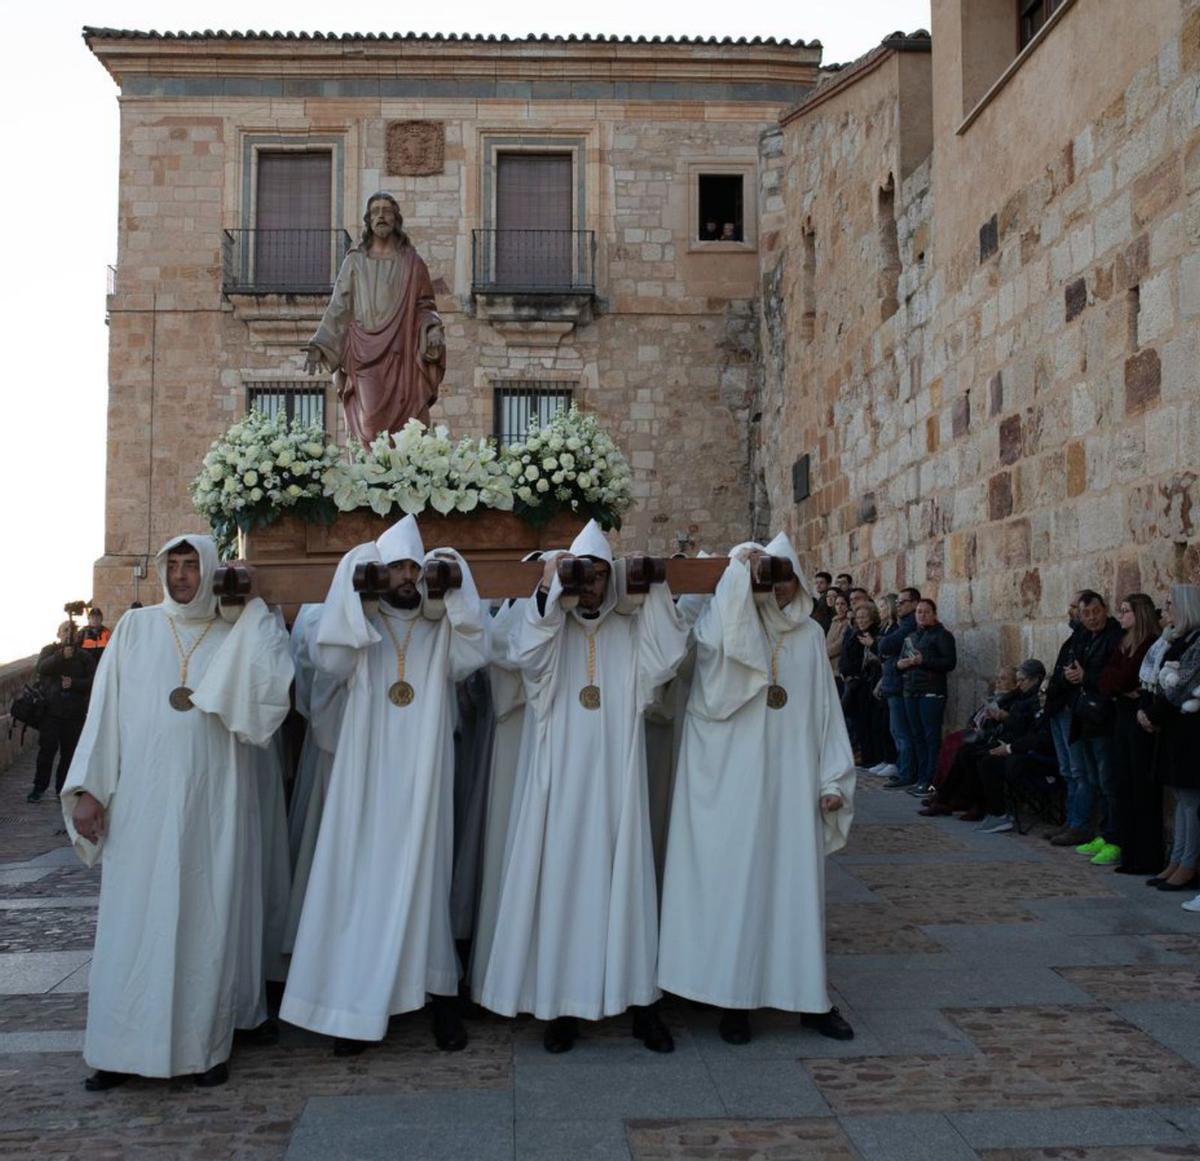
top-left (8, 683), bottom-right (47, 741)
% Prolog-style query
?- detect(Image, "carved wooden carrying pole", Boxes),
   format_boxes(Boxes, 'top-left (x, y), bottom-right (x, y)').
top-left (234, 512), bottom-right (796, 617)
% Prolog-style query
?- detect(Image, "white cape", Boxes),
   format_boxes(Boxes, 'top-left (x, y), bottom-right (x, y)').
top-left (280, 541), bottom-right (489, 1040)
top-left (658, 546), bottom-right (855, 1012)
top-left (479, 568), bottom-right (688, 1020)
top-left (60, 588), bottom-right (293, 1076)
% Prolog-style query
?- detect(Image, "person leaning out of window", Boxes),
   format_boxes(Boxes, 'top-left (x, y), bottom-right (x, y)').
top-left (1139, 584), bottom-right (1200, 900)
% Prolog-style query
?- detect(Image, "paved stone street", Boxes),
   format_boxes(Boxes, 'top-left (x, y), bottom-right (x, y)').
top-left (2, 746), bottom-right (1199, 1160)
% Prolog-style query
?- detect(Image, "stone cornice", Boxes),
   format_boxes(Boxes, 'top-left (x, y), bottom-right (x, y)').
top-left (84, 28), bottom-right (822, 89)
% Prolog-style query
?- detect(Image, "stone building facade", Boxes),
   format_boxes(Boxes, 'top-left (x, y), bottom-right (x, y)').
top-left (86, 29), bottom-right (818, 610)
top-left (756, 0), bottom-right (1199, 713)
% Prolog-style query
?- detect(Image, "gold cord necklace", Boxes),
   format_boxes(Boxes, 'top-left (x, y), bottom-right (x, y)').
top-left (766, 634), bottom-right (788, 709)
top-left (380, 613), bottom-right (417, 708)
top-left (579, 628), bottom-right (601, 710)
top-left (165, 614), bottom-right (217, 711)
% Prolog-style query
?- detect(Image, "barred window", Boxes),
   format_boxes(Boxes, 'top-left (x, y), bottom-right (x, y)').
top-left (493, 384), bottom-right (574, 446)
top-left (246, 383), bottom-right (326, 430)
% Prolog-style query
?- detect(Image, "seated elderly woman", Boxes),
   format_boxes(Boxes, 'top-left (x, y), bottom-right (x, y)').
top-left (918, 660), bottom-right (1045, 820)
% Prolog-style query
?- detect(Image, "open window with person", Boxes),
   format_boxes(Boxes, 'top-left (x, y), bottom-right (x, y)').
top-left (697, 173), bottom-right (744, 242)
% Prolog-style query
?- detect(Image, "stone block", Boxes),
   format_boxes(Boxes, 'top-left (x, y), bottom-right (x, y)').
top-left (1064, 276), bottom-right (1088, 322)
top-left (1138, 267), bottom-right (1176, 343)
top-left (952, 393), bottom-right (970, 439)
top-left (1125, 348), bottom-right (1162, 414)
top-left (988, 472), bottom-right (1013, 521)
top-left (998, 413), bottom-right (1023, 465)
top-left (1114, 232), bottom-right (1150, 290)
top-left (1133, 153), bottom-right (1183, 227)
top-left (988, 372), bottom-right (1003, 417)
top-left (979, 519), bottom-right (1030, 570)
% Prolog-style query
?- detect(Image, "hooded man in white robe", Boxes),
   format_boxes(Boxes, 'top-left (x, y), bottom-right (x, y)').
top-left (280, 515), bottom-right (489, 1056)
top-left (479, 521), bottom-right (689, 1053)
top-left (61, 535), bottom-right (294, 1090)
top-left (657, 531), bottom-right (856, 1045)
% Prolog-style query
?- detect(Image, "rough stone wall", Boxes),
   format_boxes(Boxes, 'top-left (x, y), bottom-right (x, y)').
top-left (97, 97), bottom-right (779, 610)
top-left (759, 6), bottom-right (1200, 716)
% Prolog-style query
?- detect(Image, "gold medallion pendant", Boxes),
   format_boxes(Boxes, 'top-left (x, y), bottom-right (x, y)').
top-left (579, 684), bottom-right (602, 710)
top-left (169, 686), bottom-right (195, 712)
top-left (766, 684), bottom-right (788, 710)
top-left (389, 680), bottom-right (415, 707)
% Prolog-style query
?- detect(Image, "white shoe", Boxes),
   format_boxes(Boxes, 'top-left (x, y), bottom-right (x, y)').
top-left (873, 764), bottom-right (899, 778)
top-left (975, 815), bottom-right (1008, 832)
top-left (1182, 894), bottom-right (1200, 913)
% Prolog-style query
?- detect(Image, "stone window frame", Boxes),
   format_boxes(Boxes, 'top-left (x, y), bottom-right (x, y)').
top-left (687, 161), bottom-right (758, 254)
top-left (477, 132), bottom-right (591, 236)
top-left (477, 369), bottom-right (586, 441)
top-left (236, 131), bottom-right (348, 239)
top-left (244, 379), bottom-right (330, 432)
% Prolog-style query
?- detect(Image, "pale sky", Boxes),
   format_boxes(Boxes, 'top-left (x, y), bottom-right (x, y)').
top-left (0, 0), bottom-right (930, 663)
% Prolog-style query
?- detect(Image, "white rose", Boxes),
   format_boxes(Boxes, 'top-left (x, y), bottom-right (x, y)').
top-left (249, 487), bottom-right (264, 502)
top-left (287, 484), bottom-right (303, 497)
top-left (524, 465), bottom-right (539, 481)
top-left (506, 462), bottom-right (522, 479)
top-left (566, 437), bottom-right (582, 451)
top-left (210, 463), bottom-right (226, 480)
top-left (576, 472), bottom-right (592, 489)
top-left (535, 478), bottom-right (550, 493)
top-left (517, 486), bottom-right (533, 501)
top-left (243, 470), bottom-right (259, 486)
top-left (552, 471), bottom-right (565, 485)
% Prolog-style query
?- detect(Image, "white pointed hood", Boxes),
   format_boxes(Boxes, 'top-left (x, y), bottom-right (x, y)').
top-left (155, 533), bottom-right (218, 621)
top-left (763, 531), bottom-right (815, 604)
top-left (376, 514), bottom-right (426, 567)
top-left (569, 519), bottom-right (614, 565)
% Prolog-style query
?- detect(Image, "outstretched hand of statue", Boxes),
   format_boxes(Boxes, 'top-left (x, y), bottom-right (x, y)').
top-left (303, 344), bottom-right (327, 376)
top-left (421, 323), bottom-right (445, 363)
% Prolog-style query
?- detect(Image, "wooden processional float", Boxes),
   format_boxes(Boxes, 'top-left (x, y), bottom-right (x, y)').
top-left (214, 511), bottom-right (795, 619)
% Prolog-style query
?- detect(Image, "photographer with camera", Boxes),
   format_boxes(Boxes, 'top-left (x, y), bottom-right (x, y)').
top-left (27, 605), bottom-right (96, 803)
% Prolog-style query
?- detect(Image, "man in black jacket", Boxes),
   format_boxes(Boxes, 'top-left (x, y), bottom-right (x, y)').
top-left (880, 588), bottom-right (920, 786)
top-left (1044, 593), bottom-right (1089, 844)
top-left (894, 598), bottom-right (957, 793)
top-left (27, 623), bottom-right (96, 802)
top-left (1065, 591), bottom-right (1123, 863)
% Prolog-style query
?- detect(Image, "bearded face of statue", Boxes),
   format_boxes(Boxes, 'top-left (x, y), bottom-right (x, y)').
top-left (360, 194), bottom-right (407, 251)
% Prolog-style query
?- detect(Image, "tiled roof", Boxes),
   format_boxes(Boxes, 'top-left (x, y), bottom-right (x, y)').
top-left (780, 29), bottom-right (930, 122)
top-left (82, 27), bottom-right (819, 48)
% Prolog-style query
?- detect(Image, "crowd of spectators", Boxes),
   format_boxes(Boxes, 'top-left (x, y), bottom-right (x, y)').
top-left (815, 573), bottom-right (1200, 914)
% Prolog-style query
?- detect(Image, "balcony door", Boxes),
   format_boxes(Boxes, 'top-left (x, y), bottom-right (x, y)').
top-left (495, 153), bottom-right (572, 289)
top-left (255, 151), bottom-right (332, 291)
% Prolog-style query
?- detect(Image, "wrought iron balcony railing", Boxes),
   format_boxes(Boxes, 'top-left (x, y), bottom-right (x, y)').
top-left (221, 228), bottom-right (353, 295)
top-left (471, 229), bottom-right (596, 294)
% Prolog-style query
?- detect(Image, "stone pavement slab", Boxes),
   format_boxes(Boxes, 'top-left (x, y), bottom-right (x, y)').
top-left (948, 1107), bottom-right (1194, 1149)
top-left (626, 1117), bottom-right (860, 1160)
top-left (285, 1090), bottom-right (514, 1161)
top-left (514, 1118), bottom-right (632, 1161)
top-left (840, 1112), bottom-right (979, 1161)
top-left (0, 950), bottom-right (92, 994)
top-left (1112, 1001), bottom-right (1200, 1069)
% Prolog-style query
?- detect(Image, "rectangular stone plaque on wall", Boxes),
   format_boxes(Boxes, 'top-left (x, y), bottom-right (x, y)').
top-left (386, 121), bottom-right (445, 176)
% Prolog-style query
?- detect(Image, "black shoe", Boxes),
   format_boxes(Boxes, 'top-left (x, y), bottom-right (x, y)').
top-left (718, 1010), bottom-right (752, 1045)
top-left (1157, 874), bottom-right (1200, 892)
top-left (431, 996), bottom-right (468, 1052)
top-left (235, 1018), bottom-right (279, 1047)
top-left (543, 1016), bottom-right (579, 1054)
top-left (800, 1007), bottom-right (855, 1041)
top-left (883, 776), bottom-right (914, 789)
top-left (333, 1037), bottom-right (369, 1057)
top-left (631, 1004), bottom-right (675, 1054)
top-left (83, 1069), bottom-right (129, 1092)
top-left (26, 790), bottom-right (42, 803)
top-left (194, 1061), bottom-right (229, 1087)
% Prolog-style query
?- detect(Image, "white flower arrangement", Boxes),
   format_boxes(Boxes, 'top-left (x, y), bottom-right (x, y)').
top-left (191, 405), bottom-right (634, 549)
top-left (503, 405), bottom-right (634, 529)
top-left (190, 408), bottom-right (342, 557)
top-left (328, 419), bottom-right (515, 519)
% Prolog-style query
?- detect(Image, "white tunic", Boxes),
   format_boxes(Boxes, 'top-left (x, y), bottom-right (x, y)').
top-left (658, 551), bottom-right (856, 1012)
top-left (468, 598), bottom-right (532, 998)
top-left (60, 594), bottom-right (293, 1077)
top-left (480, 578), bottom-right (688, 1020)
top-left (280, 546), bottom-right (489, 1041)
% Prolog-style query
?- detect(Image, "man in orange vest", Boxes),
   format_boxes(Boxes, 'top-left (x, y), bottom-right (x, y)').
top-left (79, 608), bottom-right (111, 659)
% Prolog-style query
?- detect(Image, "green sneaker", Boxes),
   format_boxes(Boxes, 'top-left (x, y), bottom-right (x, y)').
top-left (1075, 836), bottom-right (1105, 855)
top-left (1090, 842), bottom-right (1122, 865)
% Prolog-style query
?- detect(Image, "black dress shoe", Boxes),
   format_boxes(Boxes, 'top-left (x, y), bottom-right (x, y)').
top-left (83, 1069), bottom-right (130, 1092)
top-left (194, 1061), bottom-right (229, 1087)
top-left (1158, 875), bottom-right (1200, 892)
top-left (631, 1004), bottom-right (675, 1054)
top-left (431, 996), bottom-right (468, 1052)
top-left (800, 1007), bottom-right (855, 1041)
top-left (235, 1018), bottom-right (279, 1046)
top-left (1146, 875), bottom-right (1167, 886)
top-left (718, 1010), bottom-right (752, 1045)
top-left (333, 1037), bottom-right (369, 1057)
top-left (543, 1016), bottom-right (579, 1054)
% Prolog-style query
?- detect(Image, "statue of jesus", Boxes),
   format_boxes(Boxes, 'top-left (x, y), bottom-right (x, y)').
top-left (304, 193), bottom-right (446, 447)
